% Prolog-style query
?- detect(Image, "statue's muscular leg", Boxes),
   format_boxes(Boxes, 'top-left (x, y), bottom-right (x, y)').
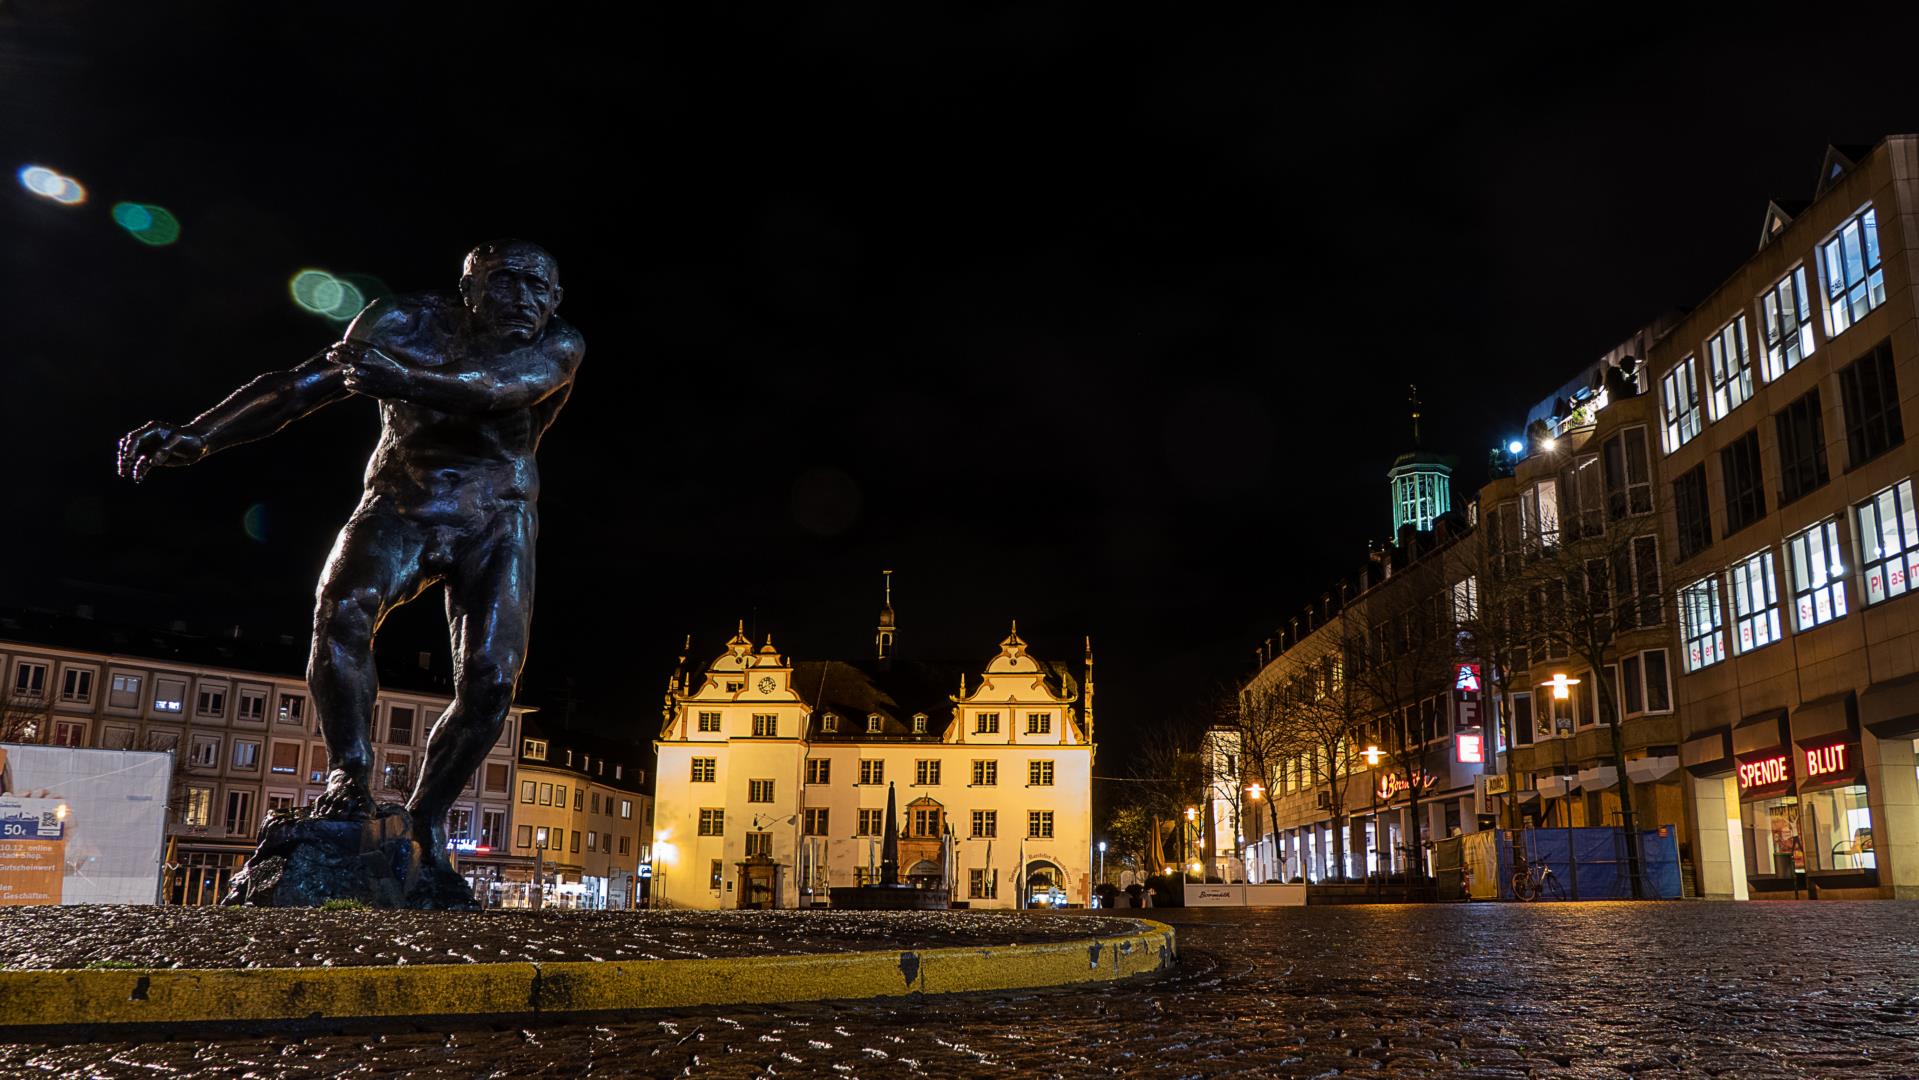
top-left (409, 507), bottom-right (534, 880)
top-left (308, 505), bottom-right (431, 821)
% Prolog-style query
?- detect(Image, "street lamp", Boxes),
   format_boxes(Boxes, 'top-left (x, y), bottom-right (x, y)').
top-left (1363, 745), bottom-right (1383, 879)
top-left (1245, 782), bottom-right (1264, 884)
top-left (1097, 840), bottom-right (1107, 893)
top-left (1183, 806), bottom-right (1199, 882)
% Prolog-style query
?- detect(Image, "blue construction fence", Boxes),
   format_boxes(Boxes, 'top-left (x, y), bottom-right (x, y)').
top-left (1456, 826), bottom-right (1682, 900)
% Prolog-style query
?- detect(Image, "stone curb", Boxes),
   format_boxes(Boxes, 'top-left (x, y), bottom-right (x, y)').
top-left (0, 919), bottom-right (1175, 1030)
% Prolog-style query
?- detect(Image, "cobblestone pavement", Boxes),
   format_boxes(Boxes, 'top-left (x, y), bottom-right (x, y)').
top-left (8, 902), bottom-right (1919, 1078)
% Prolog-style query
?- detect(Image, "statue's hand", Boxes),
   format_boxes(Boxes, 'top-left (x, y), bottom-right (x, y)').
top-left (330, 341), bottom-right (413, 400)
top-left (117, 421), bottom-right (207, 482)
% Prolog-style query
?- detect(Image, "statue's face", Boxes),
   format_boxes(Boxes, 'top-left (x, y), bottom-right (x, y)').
top-left (464, 254), bottom-right (562, 341)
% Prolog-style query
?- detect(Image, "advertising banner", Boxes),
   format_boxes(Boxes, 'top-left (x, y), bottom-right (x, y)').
top-left (0, 744), bottom-right (173, 905)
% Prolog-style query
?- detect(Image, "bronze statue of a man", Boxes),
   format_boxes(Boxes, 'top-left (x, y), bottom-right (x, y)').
top-left (117, 240), bottom-right (582, 903)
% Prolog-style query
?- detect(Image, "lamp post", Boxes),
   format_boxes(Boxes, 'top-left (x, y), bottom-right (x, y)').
top-left (1174, 805), bottom-right (1189, 882)
top-left (1245, 782), bottom-right (1264, 884)
top-left (1362, 745), bottom-right (1383, 880)
top-left (1097, 840), bottom-right (1107, 895)
top-left (1550, 672), bottom-right (1582, 900)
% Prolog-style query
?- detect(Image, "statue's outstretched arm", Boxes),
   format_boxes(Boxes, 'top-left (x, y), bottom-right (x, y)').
top-left (331, 332), bottom-right (584, 415)
top-left (117, 354), bottom-right (349, 481)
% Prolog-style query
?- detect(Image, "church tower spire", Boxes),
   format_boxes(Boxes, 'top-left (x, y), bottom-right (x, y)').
top-left (1387, 384), bottom-right (1453, 537)
top-left (875, 569), bottom-right (896, 667)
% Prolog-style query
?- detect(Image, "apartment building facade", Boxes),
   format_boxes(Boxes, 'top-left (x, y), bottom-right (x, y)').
top-left (1652, 138), bottom-right (1919, 900)
top-left (0, 612), bottom-right (526, 903)
top-left (506, 725), bottom-right (652, 908)
top-left (652, 613), bottom-right (1095, 910)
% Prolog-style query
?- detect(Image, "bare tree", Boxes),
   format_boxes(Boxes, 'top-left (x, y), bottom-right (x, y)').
top-left (0, 689), bottom-right (53, 744)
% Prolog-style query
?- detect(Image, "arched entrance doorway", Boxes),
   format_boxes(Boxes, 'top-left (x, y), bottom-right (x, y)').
top-left (1024, 859), bottom-right (1067, 907)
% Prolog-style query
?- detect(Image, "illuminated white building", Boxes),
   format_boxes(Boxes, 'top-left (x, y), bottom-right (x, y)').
top-left (651, 592), bottom-right (1095, 910)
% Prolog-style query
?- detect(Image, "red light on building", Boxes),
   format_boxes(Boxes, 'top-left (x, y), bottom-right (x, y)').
top-left (1456, 731), bottom-right (1483, 763)
top-left (1804, 742), bottom-right (1849, 780)
top-left (1737, 754), bottom-right (1789, 792)
top-left (1455, 663), bottom-right (1481, 693)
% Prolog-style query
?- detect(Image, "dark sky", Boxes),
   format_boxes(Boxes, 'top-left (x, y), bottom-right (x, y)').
top-left (4, 4), bottom-right (1917, 763)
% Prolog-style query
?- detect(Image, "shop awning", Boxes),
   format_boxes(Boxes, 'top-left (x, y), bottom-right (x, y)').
top-left (1731, 709), bottom-right (1789, 758)
top-left (1626, 755), bottom-right (1679, 784)
top-left (1535, 775), bottom-right (1572, 799)
top-left (1863, 672), bottom-right (1919, 739)
top-left (1791, 691), bottom-right (1857, 745)
top-left (1575, 765), bottom-right (1619, 792)
top-left (1681, 728), bottom-right (1733, 777)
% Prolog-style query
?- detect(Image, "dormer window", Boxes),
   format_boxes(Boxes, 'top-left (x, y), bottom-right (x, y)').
top-left (821, 713), bottom-right (839, 733)
top-left (867, 714), bottom-right (884, 734)
top-left (522, 738), bottom-right (548, 761)
top-left (912, 713), bottom-right (928, 734)
top-left (725, 680), bottom-right (745, 693)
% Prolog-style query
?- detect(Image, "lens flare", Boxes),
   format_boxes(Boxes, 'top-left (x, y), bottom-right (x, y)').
top-left (111, 202), bottom-right (181, 245)
top-left (242, 503), bottom-right (268, 543)
top-left (18, 165), bottom-right (87, 205)
top-left (290, 268), bottom-right (370, 322)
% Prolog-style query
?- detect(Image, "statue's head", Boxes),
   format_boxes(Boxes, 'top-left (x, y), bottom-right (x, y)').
top-left (460, 239), bottom-right (562, 341)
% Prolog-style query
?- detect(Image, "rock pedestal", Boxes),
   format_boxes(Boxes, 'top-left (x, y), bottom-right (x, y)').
top-left (223, 805), bottom-right (476, 910)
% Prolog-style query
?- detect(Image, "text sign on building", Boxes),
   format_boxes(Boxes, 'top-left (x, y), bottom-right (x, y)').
top-left (1455, 731), bottom-right (1484, 764)
top-left (1803, 742), bottom-right (1850, 781)
top-left (1455, 664), bottom-right (1481, 693)
top-left (1736, 754), bottom-right (1790, 793)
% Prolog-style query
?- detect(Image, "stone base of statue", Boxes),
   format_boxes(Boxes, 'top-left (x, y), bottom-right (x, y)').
top-left (827, 883), bottom-right (952, 910)
top-left (222, 804), bottom-right (477, 911)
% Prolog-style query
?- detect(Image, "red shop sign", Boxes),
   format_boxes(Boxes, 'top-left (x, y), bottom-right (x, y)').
top-left (1803, 742), bottom-right (1850, 782)
top-left (1737, 754), bottom-right (1790, 793)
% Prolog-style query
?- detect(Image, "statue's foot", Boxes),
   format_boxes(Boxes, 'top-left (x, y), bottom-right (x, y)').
top-left (310, 769), bottom-right (375, 821)
top-left (409, 859), bottom-right (479, 911)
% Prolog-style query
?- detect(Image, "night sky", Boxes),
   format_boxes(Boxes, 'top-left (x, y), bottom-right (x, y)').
top-left (4, 5), bottom-right (1917, 766)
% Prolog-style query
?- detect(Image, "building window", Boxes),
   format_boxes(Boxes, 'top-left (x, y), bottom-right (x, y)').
top-left (1025, 713), bottom-right (1052, 735)
top-left (820, 713), bottom-right (838, 734)
top-left (620, 799), bottom-right (632, 819)
top-left (224, 790), bottom-right (255, 837)
top-left (269, 742), bottom-right (301, 775)
top-left (1028, 760), bottom-right (1055, 786)
top-left (183, 786), bottom-right (213, 828)
top-left (1726, 549), bottom-right (1781, 655)
top-left (1838, 339), bottom-right (1903, 468)
top-left (480, 811), bottom-right (505, 849)
top-left (1760, 266), bottom-right (1816, 379)
top-left (1510, 692), bottom-right (1534, 748)
top-left (748, 778), bottom-right (774, 803)
top-left (698, 808), bottom-right (724, 836)
top-left (1786, 517), bottom-right (1848, 630)
top-left (1679, 576), bottom-right (1727, 671)
top-left (971, 809), bottom-right (997, 838)
top-left (915, 759), bottom-right (941, 786)
top-left (974, 713), bottom-right (1000, 734)
top-left (1561, 455), bottom-right (1603, 540)
top-left (710, 859), bottom-right (724, 890)
top-left (1706, 315), bottom-right (1754, 420)
top-left (752, 714), bottom-right (777, 737)
top-left (516, 824), bottom-right (532, 849)
top-left (859, 759), bottom-right (883, 785)
top-left (618, 836), bottom-right (630, 856)
top-left (59, 668), bottom-right (92, 704)
top-left (237, 689), bottom-right (265, 722)
top-left (857, 808), bottom-right (884, 836)
top-left (520, 779), bottom-right (536, 803)
top-left (8, 662), bottom-right (46, 700)
top-left (697, 711), bottom-right (721, 733)
top-left (196, 687), bottom-right (226, 718)
top-left (484, 763), bottom-right (509, 793)
top-left (969, 868), bottom-right (997, 899)
top-left (744, 832), bottom-right (770, 857)
top-left (573, 788), bottom-right (583, 811)
top-left (186, 735), bottom-right (219, 769)
top-left (152, 677), bottom-right (186, 714)
top-left (971, 760), bottom-right (998, 786)
top-left (1520, 478), bottom-right (1559, 547)
top-left (691, 757), bottom-right (717, 783)
top-left (522, 738), bottom-right (548, 761)
top-left (1027, 811), bottom-right (1054, 839)
top-left (1620, 649), bottom-right (1673, 716)
top-left (911, 807), bottom-right (941, 838)
top-left (1661, 356), bottom-right (1703, 452)
top-left (866, 714), bottom-right (883, 734)
top-left (1612, 535), bottom-right (1663, 629)
top-left (803, 808), bottom-right (829, 836)
top-left (387, 707), bottom-right (415, 746)
top-left (108, 673), bottom-right (141, 709)
top-left (382, 754), bottom-right (411, 793)
top-left (1820, 206), bottom-right (1885, 337)
top-left (536, 783), bottom-right (552, 806)
top-left (912, 714), bottom-right (928, 734)
top-left (231, 739), bottom-right (259, 770)
top-left (277, 693), bottom-right (304, 725)
top-left (1720, 429), bottom-right (1766, 536)
top-left (150, 729), bottom-right (182, 754)
top-left (52, 721), bottom-right (85, 747)
top-left (806, 758), bottom-right (830, 784)
top-left (586, 830), bottom-right (598, 852)
top-left (1774, 389), bottom-right (1829, 506)
top-left (1856, 478), bottom-right (1919, 605)
top-left (1673, 464), bottom-right (1712, 560)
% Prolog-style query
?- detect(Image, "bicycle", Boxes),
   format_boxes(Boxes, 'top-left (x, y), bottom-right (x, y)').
top-left (1510, 845), bottom-right (1563, 901)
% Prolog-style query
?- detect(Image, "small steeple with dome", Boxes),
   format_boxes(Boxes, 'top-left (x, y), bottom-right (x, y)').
top-left (875, 569), bottom-right (896, 667)
top-left (1388, 384), bottom-right (1454, 536)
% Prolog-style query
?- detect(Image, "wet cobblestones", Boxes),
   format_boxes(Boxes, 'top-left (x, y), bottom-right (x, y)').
top-left (8, 902), bottom-right (1919, 1077)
